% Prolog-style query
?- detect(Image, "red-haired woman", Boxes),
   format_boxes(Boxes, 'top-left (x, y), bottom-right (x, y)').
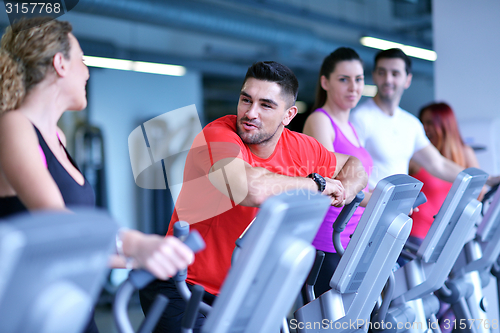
top-left (409, 102), bottom-right (480, 243)
top-left (409, 102), bottom-right (500, 333)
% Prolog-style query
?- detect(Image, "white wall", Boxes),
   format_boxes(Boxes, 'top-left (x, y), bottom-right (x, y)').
top-left (88, 68), bottom-right (202, 229)
top-left (433, 0), bottom-right (500, 174)
top-left (400, 75), bottom-right (435, 116)
top-left (433, 0), bottom-right (500, 121)
top-left (433, 1), bottom-right (500, 328)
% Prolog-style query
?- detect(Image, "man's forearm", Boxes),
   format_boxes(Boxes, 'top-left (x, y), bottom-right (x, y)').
top-left (413, 145), bottom-right (463, 183)
top-left (209, 158), bottom-right (318, 208)
top-left (429, 157), bottom-right (462, 183)
top-left (244, 167), bottom-right (318, 206)
top-left (334, 156), bottom-right (368, 203)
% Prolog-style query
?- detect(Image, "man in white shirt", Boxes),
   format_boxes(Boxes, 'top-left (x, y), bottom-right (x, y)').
top-left (350, 48), bottom-right (463, 190)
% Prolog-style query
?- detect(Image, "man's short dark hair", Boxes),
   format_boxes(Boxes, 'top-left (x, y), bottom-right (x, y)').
top-left (243, 61), bottom-right (299, 107)
top-left (374, 48), bottom-right (412, 75)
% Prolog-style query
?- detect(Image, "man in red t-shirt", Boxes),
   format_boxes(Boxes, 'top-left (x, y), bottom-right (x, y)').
top-left (140, 61), bottom-right (368, 333)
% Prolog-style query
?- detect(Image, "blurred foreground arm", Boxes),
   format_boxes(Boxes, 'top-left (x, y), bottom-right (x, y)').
top-left (110, 230), bottom-right (194, 280)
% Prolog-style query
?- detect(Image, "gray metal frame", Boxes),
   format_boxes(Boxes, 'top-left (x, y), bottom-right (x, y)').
top-left (437, 184), bottom-right (500, 333)
top-left (294, 174), bottom-right (422, 333)
top-left (380, 168), bottom-right (488, 333)
top-left (202, 191), bottom-right (331, 333)
top-left (0, 209), bottom-right (118, 333)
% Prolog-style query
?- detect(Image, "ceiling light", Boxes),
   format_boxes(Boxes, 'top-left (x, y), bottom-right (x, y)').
top-left (295, 101), bottom-right (308, 114)
top-left (360, 36), bottom-right (437, 62)
top-left (362, 85), bottom-right (377, 97)
top-left (83, 56), bottom-right (186, 76)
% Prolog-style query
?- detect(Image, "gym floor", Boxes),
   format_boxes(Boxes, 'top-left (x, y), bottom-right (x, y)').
top-left (91, 283), bottom-right (499, 333)
top-left (93, 294), bottom-right (300, 333)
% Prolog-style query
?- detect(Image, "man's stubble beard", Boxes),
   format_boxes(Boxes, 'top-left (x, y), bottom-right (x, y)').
top-left (237, 121), bottom-right (283, 145)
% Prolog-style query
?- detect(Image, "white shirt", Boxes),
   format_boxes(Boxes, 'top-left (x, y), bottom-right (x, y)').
top-left (350, 98), bottom-right (430, 189)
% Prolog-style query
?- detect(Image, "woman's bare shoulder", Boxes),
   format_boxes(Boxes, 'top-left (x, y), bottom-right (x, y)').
top-left (0, 110), bottom-right (32, 128)
top-left (304, 111), bottom-right (334, 135)
top-left (0, 111), bottom-right (35, 140)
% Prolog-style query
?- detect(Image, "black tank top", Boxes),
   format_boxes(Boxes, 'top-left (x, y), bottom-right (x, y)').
top-left (0, 125), bottom-right (95, 217)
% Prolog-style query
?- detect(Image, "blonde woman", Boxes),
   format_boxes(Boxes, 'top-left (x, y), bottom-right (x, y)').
top-left (0, 18), bottom-right (193, 332)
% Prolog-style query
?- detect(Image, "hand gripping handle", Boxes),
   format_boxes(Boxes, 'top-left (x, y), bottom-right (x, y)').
top-left (333, 191), bottom-right (365, 233)
top-left (128, 230), bottom-right (205, 290)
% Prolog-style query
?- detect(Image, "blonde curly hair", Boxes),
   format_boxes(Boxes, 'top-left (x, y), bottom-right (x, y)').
top-left (0, 17), bottom-right (72, 113)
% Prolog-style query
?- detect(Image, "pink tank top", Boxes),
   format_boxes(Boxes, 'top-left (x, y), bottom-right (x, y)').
top-left (311, 108), bottom-right (373, 253)
top-left (38, 131), bottom-right (62, 168)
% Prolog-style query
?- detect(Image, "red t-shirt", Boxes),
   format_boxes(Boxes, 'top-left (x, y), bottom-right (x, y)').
top-left (410, 167), bottom-right (453, 239)
top-left (167, 115), bottom-right (337, 295)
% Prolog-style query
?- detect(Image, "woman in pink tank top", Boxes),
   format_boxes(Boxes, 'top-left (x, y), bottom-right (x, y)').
top-left (303, 47), bottom-right (373, 296)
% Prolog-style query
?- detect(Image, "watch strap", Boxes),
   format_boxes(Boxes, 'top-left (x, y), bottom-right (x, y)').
top-left (307, 173), bottom-right (326, 192)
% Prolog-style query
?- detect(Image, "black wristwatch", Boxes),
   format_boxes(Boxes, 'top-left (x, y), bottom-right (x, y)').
top-left (307, 173), bottom-right (326, 193)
